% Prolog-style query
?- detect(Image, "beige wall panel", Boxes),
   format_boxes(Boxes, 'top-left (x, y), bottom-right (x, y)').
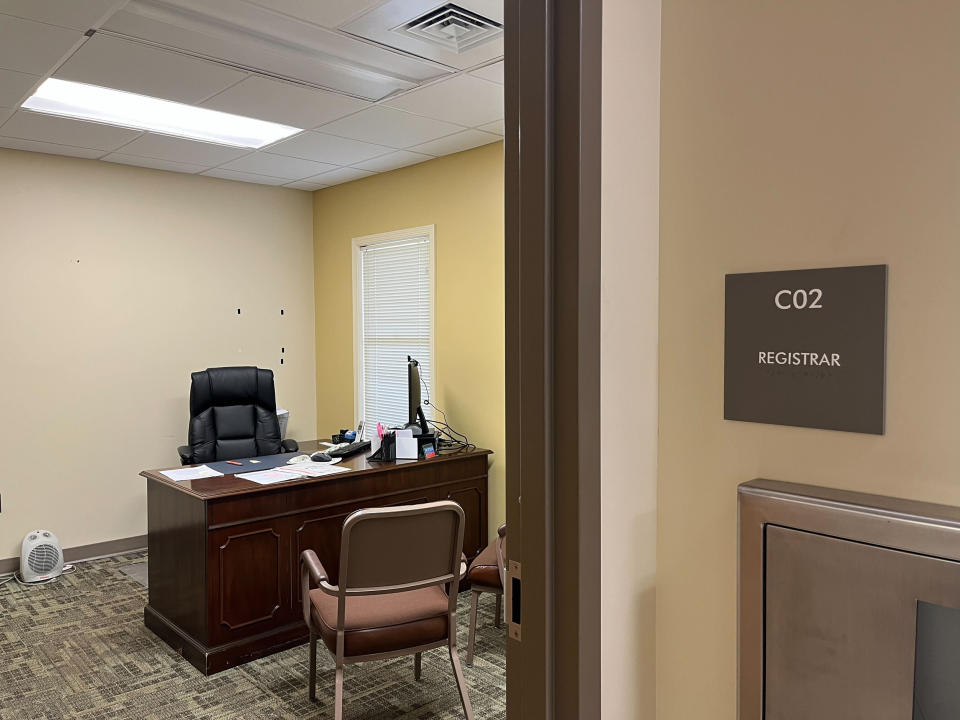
top-left (601, 0), bottom-right (661, 717)
top-left (0, 148), bottom-right (316, 559)
top-left (659, 2), bottom-right (960, 718)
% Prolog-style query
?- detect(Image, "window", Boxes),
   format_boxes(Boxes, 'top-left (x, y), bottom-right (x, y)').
top-left (353, 226), bottom-right (434, 440)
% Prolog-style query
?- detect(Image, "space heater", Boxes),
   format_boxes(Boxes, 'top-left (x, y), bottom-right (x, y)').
top-left (20, 530), bottom-right (64, 583)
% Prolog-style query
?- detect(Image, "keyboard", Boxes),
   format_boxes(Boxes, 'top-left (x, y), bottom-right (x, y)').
top-left (326, 440), bottom-right (371, 459)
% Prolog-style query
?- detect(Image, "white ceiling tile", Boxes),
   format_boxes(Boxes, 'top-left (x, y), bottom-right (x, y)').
top-left (318, 106), bottom-right (464, 149)
top-left (470, 61), bottom-right (504, 85)
top-left (0, 107), bottom-right (13, 124)
top-left (266, 131), bottom-right (391, 165)
top-left (409, 129), bottom-right (500, 157)
top-left (201, 167), bottom-right (290, 186)
top-left (55, 33), bottom-right (246, 104)
top-left (284, 178), bottom-right (331, 191)
top-left (303, 166), bottom-right (374, 187)
top-left (104, 2), bottom-right (447, 101)
top-left (0, 110), bottom-right (139, 150)
top-left (0, 68), bottom-right (38, 107)
top-left (0, 0), bottom-right (121, 30)
top-left (385, 74), bottom-right (503, 128)
top-left (0, 14), bottom-right (82, 75)
top-left (351, 150), bottom-right (431, 173)
top-left (117, 133), bottom-right (249, 165)
top-left (477, 119), bottom-right (504, 136)
top-left (0, 135), bottom-right (103, 159)
top-left (101, 153), bottom-right (209, 174)
top-left (219, 152), bottom-right (337, 180)
top-left (242, 0), bottom-right (390, 29)
top-left (202, 76), bottom-right (369, 129)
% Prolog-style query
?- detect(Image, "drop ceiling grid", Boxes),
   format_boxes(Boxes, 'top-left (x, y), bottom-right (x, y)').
top-left (242, 0), bottom-right (394, 33)
top-left (195, 62), bottom-right (507, 185)
top-left (0, 0), bottom-right (128, 33)
top-left (0, 3), bottom-right (506, 189)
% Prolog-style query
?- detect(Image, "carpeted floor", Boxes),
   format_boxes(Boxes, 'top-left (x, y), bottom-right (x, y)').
top-left (0, 552), bottom-right (506, 720)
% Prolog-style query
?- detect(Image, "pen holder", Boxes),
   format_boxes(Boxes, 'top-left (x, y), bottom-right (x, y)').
top-left (368, 433), bottom-right (396, 462)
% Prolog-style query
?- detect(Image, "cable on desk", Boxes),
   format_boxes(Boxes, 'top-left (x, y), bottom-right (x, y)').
top-left (423, 399), bottom-right (476, 453)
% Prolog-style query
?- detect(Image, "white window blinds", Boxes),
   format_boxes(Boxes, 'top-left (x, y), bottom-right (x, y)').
top-left (356, 233), bottom-right (433, 440)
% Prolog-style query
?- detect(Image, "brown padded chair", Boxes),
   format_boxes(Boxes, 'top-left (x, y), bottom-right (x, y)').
top-left (465, 523), bottom-right (506, 666)
top-left (300, 501), bottom-right (473, 720)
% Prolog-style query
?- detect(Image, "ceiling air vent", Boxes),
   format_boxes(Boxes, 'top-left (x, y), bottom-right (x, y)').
top-left (393, 4), bottom-right (502, 54)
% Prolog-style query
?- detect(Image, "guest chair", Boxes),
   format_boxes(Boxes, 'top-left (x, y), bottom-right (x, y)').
top-left (465, 523), bottom-right (506, 666)
top-left (300, 501), bottom-right (473, 720)
top-left (177, 366), bottom-right (298, 465)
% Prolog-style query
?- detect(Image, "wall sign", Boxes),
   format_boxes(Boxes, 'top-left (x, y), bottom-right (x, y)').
top-left (724, 265), bottom-right (887, 434)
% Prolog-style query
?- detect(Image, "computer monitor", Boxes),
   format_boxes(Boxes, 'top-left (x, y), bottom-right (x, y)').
top-left (407, 356), bottom-right (429, 435)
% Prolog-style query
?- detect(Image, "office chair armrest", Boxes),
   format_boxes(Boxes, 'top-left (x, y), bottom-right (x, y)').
top-left (281, 438), bottom-right (299, 453)
top-left (177, 445), bottom-right (193, 465)
top-left (497, 523), bottom-right (507, 538)
top-left (300, 550), bottom-right (337, 627)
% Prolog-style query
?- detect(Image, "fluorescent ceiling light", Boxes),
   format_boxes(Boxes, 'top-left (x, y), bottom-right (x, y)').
top-left (22, 78), bottom-right (301, 148)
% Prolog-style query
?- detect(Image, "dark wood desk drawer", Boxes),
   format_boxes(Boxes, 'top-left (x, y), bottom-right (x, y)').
top-left (207, 518), bottom-right (291, 646)
top-left (207, 455), bottom-right (489, 528)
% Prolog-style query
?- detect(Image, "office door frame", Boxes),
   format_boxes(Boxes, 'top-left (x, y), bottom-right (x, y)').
top-left (504, 0), bottom-right (602, 718)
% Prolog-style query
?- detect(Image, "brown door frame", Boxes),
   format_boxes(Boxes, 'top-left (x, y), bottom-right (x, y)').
top-left (505, 0), bottom-right (602, 717)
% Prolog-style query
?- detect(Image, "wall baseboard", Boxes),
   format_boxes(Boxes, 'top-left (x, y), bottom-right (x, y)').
top-left (0, 534), bottom-right (147, 575)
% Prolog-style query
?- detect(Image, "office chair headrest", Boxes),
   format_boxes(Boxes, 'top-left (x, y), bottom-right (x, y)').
top-left (189, 366), bottom-right (278, 415)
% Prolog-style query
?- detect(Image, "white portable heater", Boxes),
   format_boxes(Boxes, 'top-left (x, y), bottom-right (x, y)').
top-left (20, 530), bottom-right (64, 583)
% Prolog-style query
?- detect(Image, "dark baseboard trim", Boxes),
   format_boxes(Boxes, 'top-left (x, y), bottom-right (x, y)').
top-left (0, 534), bottom-right (147, 575)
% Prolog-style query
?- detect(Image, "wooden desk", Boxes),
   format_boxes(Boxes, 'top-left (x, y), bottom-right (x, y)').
top-left (141, 441), bottom-right (490, 674)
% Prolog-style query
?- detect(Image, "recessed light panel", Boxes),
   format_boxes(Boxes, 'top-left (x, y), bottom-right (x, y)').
top-left (22, 78), bottom-right (302, 148)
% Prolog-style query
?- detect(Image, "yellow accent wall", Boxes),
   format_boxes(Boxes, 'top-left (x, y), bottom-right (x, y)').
top-left (312, 142), bottom-right (505, 537)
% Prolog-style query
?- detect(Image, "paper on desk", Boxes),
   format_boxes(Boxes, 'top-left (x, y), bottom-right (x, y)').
top-left (396, 435), bottom-right (419, 460)
top-left (286, 461), bottom-right (349, 478)
top-left (236, 468), bottom-right (306, 485)
top-left (238, 463), bottom-right (349, 485)
top-left (160, 465), bottom-right (224, 482)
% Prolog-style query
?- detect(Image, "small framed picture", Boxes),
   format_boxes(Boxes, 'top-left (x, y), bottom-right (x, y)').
top-left (422, 443), bottom-right (437, 459)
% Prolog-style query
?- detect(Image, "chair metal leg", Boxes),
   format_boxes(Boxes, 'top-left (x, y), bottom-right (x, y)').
top-left (495, 591), bottom-right (502, 628)
top-left (415, 651), bottom-right (422, 681)
top-left (449, 645), bottom-right (475, 720)
top-left (308, 630), bottom-right (317, 701)
top-left (466, 589), bottom-right (479, 666)
top-left (334, 664), bottom-right (344, 720)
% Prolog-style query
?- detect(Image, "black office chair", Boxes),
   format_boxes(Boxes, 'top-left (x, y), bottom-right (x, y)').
top-left (177, 366), bottom-right (298, 465)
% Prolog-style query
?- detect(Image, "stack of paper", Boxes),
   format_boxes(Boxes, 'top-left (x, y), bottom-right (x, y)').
top-left (160, 465), bottom-right (224, 482)
top-left (288, 462), bottom-right (351, 478)
top-left (395, 429), bottom-right (419, 460)
top-left (237, 463), bottom-right (350, 485)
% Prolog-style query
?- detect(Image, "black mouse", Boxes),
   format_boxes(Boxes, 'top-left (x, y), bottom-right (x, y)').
top-left (310, 451), bottom-right (333, 462)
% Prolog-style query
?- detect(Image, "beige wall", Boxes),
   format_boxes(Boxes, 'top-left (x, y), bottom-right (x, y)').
top-left (659, 2), bottom-right (960, 718)
top-left (311, 143), bottom-right (505, 538)
top-left (0, 148), bottom-right (317, 560)
top-left (600, 0), bottom-right (660, 716)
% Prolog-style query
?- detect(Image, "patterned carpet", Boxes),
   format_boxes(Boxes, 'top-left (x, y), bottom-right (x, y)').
top-left (0, 553), bottom-right (506, 720)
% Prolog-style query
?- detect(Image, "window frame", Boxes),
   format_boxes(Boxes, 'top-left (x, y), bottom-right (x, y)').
top-left (351, 224), bottom-right (437, 432)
